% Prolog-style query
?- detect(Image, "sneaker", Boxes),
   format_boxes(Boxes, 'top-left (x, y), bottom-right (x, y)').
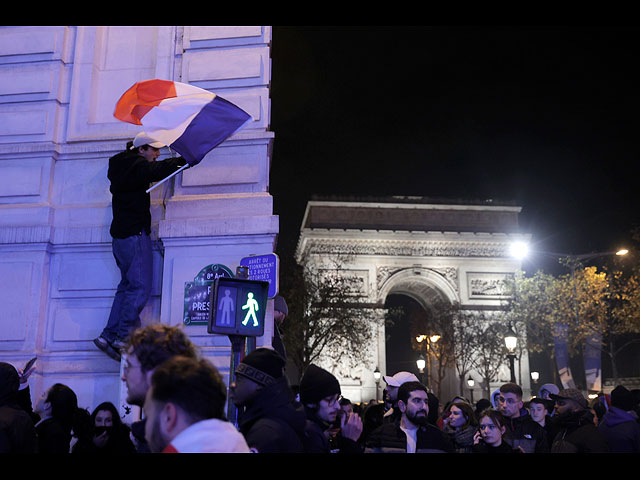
top-left (94, 335), bottom-right (110, 348)
top-left (112, 339), bottom-right (127, 351)
top-left (93, 336), bottom-right (121, 362)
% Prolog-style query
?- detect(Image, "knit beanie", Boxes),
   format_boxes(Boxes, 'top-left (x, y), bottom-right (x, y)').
top-left (235, 348), bottom-right (285, 386)
top-left (611, 385), bottom-right (635, 411)
top-left (299, 364), bottom-right (341, 404)
top-left (274, 295), bottom-right (288, 316)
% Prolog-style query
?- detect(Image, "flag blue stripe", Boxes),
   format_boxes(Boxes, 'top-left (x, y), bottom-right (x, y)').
top-left (170, 96), bottom-right (251, 166)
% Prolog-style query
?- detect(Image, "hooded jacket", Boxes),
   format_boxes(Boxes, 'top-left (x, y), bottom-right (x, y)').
top-left (108, 149), bottom-right (186, 239)
top-left (597, 406), bottom-right (640, 453)
top-left (237, 376), bottom-right (306, 453)
top-left (0, 363), bottom-right (37, 453)
top-left (550, 409), bottom-right (609, 453)
top-left (162, 418), bottom-right (250, 453)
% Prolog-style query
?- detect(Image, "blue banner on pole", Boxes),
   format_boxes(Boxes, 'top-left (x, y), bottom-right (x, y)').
top-left (583, 330), bottom-right (602, 392)
top-left (553, 323), bottom-right (576, 389)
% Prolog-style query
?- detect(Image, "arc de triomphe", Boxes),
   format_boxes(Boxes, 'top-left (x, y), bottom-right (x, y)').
top-left (295, 196), bottom-right (532, 403)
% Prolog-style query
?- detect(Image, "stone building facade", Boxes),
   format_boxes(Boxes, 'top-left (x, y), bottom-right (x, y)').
top-left (0, 26), bottom-right (276, 419)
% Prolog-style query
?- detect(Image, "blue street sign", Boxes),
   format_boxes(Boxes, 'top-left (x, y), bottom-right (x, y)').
top-left (240, 253), bottom-right (279, 299)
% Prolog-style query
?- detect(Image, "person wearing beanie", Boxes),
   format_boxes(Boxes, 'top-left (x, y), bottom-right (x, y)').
top-left (272, 295), bottom-right (288, 361)
top-left (597, 385), bottom-right (640, 453)
top-left (230, 348), bottom-right (306, 453)
top-left (299, 364), bottom-right (363, 453)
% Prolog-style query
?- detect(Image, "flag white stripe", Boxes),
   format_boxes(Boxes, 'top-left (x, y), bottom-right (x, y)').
top-left (142, 92), bottom-right (216, 146)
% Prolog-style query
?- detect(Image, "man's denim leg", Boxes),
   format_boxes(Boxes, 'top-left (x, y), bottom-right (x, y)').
top-left (102, 232), bottom-right (152, 342)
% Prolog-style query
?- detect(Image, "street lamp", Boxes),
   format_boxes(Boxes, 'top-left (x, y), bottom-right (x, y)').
top-left (417, 334), bottom-right (440, 390)
top-left (531, 371), bottom-right (539, 384)
top-left (504, 324), bottom-right (518, 384)
top-left (467, 376), bottom-right (475, 403)
top-left (373, 366), bottom-right (381, 402)
top-left (416, 354), bottom-right (426, 385)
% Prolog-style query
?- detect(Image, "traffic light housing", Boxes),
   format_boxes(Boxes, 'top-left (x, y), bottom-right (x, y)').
top-left (207, 277), bottom-right (269, 337)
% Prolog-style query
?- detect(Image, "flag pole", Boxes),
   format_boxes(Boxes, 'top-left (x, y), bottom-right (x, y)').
top-left (146, 164), bottom-right (189, 193)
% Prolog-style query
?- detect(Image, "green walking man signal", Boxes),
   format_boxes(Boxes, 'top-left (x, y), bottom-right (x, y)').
top-left (207, 277), bottom-right (269, 337)
top-left (241, 292), bottom-right (260, 326)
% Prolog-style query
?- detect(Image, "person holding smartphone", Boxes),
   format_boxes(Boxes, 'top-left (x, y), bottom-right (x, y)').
top-left (72, 402), bottom-right (136, 454)
top-left (473, 409), bottom-right (520, 453)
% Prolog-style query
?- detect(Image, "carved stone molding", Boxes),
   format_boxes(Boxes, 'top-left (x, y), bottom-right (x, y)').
top-left (302, 237), bottom-right (510, 259)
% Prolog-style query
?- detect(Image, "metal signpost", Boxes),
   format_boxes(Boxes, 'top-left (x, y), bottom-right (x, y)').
top-left (208, 271), bottom-right (269, 427)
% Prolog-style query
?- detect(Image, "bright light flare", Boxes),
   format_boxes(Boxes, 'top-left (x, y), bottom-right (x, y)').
top-left (509, 241), bottom-right (529, 260)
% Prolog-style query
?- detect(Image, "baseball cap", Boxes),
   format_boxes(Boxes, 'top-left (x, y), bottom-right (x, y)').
top-left (383, 371), bottom-right (419, 387)
top-left (274, 295), bottom-right (288, 316)
top-left (132, 132), bottom-right (165, 149)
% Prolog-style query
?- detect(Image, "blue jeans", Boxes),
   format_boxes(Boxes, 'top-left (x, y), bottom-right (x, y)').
top-left (102, 232), bottom-right (152, 342)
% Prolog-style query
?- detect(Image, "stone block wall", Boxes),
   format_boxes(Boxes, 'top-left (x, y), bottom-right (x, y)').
top-left (0, 26), bottom-right (276, 418)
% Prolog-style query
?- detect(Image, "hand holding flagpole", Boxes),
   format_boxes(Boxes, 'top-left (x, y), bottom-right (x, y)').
top-left (146, 163), bottom-right (188, 193)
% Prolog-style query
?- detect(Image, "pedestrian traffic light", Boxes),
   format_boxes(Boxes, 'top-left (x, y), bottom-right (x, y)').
top-left (207, 277), bottom-right (269, 337)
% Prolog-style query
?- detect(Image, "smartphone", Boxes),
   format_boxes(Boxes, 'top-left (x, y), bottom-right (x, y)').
top-left (23, 357), bottom-right (37, 372)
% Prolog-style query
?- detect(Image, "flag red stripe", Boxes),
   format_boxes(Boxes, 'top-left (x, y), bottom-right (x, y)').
top-left (114, 79), bottom-right (177, 125)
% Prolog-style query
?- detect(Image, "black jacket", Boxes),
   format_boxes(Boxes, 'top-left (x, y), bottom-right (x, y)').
top-left (108, 149), bottom-right (186, 238)
top-left (237, 377), bottom-right (306, 453)
top-left (130, 418), bottom-right (151, 453)
top-left (472, 440), bottom-right (521, 453)
top-left (35, 417), bottom-right (72, 453)
top-left (364, 419), bottom-right (453, 453)
top-left (550, 409), bottom-right (609, 453)
top-left (303, 408), bottom-right (364, 454)
top-left (0, 365), bottom-right (37, 453)
top-left (503, 411), bottom-right (549, 453)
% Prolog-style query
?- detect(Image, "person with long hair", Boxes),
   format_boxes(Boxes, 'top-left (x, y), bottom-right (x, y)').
top-left (33, 383), bottom-right (83, 453)
top-left (72, 401), bottom-right (136, 454)
top-left (473, 409), bottom-right (520, 453)
top-left (442, 401), bottom-right (478, 453)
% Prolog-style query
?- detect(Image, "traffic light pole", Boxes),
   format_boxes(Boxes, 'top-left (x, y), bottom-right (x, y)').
top-left (227, 334), bottom-right (246, 428)
top-left (225, 266), bottom-right (258, 428)
top-left (235, 266), bottom-right (257, 357)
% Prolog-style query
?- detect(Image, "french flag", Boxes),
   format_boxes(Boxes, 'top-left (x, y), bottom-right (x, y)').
top-left (114, 79), bottom-right (252, 166)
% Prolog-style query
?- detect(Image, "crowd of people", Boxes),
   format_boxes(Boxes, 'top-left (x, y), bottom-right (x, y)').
top-left (2, 323), bottom-right (639, 454)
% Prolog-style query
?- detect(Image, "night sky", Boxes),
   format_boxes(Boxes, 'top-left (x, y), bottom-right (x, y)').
top-left (269, 26), bottom-right (640, 274)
